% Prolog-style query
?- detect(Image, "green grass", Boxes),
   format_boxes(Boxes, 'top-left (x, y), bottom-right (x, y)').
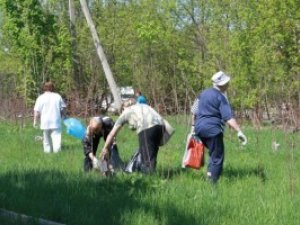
top-left (0, 117), bottom-right (299, 225)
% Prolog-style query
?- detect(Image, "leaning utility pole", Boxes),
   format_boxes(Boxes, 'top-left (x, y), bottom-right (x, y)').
top-left (79, 0), bottom-right (122, 111)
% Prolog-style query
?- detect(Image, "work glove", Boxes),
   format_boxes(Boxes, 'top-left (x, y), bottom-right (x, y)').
top-left (237, 131), bottom-right (247, 145)
top-left (92, 157), bottom-right (100, 169)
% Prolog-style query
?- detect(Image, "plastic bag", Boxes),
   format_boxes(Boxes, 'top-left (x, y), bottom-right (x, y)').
top-left (125, 149), bottom-right (142, 173)
top-left (182, 134), bottom-right (205, 169)
top-left (108, 144), bottom-right (124, 171)
top-left (95, 144), bottom-right (124, 175)
top-left (63, 118), bottom-right (86, 140)
top-left (159, 119), bottom-right (175, 146)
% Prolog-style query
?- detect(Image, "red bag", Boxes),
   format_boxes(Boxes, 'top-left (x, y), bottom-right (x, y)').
top-left (183, 135), bottom-right (205, 169)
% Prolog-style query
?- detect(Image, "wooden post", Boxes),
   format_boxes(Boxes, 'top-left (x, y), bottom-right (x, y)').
top-left (79, 0), bottom-right (122, 111)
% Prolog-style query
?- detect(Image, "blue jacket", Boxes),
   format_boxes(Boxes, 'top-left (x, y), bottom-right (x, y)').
top-left (195, 88), bottom-right (233, 138)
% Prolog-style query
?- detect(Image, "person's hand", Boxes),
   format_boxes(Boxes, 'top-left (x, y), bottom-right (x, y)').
top-left (191, 125), bottom-right (195, 135)
top-left (100, 147), bottom-right (109, 160)
top-left (33, 121), bottom-right (38, 129)
top-left (92, 157), bottom-right (99, 169)
top-left (237, 131), bottom-right (247, 145)
top-left (61, 109), bottom-right (67, 120)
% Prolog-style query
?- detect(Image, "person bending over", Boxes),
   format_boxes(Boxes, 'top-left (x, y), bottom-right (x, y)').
top-left (101, 99), bottom-right (164, 174)
top-left (82, 116), bottom-right (116, 172)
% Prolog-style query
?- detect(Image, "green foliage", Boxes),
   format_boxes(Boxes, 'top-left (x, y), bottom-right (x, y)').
top-left (0, 0), bottom-right (299, 112)
top-left (0, 0), bottom-right (72, 103)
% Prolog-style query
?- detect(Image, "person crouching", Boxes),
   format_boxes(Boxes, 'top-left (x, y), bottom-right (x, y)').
top-left (82, 116), bottom-right (116, 172)
top-left (100, 98), bottom-right (165, 174)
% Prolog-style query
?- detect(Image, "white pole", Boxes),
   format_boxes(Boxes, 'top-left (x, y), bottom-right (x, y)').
top-left (79, 0), bottom-right (122, 111)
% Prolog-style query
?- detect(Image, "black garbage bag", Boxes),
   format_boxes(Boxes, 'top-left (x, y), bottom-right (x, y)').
top-left (125, 149), bottom-right (142, 173)
top-left (107, 143), bottom-right (125, 171)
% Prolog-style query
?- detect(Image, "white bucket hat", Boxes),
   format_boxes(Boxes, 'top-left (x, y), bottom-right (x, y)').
top-left (211, 71), bottom-right (230, 86)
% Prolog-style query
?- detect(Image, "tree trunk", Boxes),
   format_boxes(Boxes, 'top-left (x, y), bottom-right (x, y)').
top-left (79, 0), bottom-right (122, 111)
top-left (69, 0), bottom-right (81, 89)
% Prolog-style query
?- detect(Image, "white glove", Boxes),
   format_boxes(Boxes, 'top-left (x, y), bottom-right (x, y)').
top-left (237, 131), bottom-right (247, 145)
top-left (92, 157), bottom-right (99, 169)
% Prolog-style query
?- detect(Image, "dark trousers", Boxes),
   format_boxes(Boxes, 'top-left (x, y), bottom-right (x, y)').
top-left (138, 125), bottom-right (163, 173)
top-left (84, 156), bottom-right (93, 172)
top-left (200, 133), bottom-right (224, 182)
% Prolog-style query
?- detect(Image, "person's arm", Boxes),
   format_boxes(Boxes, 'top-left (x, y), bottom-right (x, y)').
top-left (60, 96), bottom-right (67, 119)
top-left (82, 135), bottom-right (93, 156)
top-left (192, 114), bottom-right (196, 125)
top-left (82, 131), bottom-right (102, 168)
top-left (61, 107), bottom-right (67, 119)
top-left (190, 98), bottom-right (198, 133)
top-left (226, 118), bottom-right (247, 145)
top-left (226, 118), bottom-right (241, 132)
top-left (191, 114), bottom-right (196, 133)
top-left (100, 124), bottom-right (122, 159)
top-left (33, 111), bottom-right (40, 128)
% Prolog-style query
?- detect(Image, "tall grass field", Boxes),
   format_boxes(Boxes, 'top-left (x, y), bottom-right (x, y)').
top-left (0, 117), bottom-right (299, 225)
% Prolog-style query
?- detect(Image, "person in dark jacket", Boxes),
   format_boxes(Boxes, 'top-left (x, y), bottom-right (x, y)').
top-left (82, 116), bottom-right (117, 172)
top-left (191, 71), bottom-right (247, 183)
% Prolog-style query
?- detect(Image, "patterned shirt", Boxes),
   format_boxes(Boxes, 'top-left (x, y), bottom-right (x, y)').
top-left (115, 104), bottom-right (163, 134)
top-left (82, 116), bottom-right (114, 156)
top-left (191, 98), bottom-right (199, 115)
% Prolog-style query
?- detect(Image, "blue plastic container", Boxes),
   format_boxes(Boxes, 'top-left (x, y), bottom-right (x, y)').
top-left (63, 118), bottom-right (86, 140)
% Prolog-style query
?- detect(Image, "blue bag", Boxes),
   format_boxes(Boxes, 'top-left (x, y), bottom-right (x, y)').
top-left (63, 118), bottom-right (86, 140)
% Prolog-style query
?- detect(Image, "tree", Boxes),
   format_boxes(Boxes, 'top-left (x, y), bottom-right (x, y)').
top-left (69, 0), bottom-right (81, 88)
top-left (0, 0), bottom-right (72, 104)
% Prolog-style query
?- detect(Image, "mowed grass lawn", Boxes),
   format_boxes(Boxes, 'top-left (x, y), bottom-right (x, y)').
top-left (0, 116), bottom-right (299, 225)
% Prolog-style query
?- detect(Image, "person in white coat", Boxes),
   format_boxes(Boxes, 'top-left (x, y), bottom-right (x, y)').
top-left (33, 81), bottom-right (66, 153)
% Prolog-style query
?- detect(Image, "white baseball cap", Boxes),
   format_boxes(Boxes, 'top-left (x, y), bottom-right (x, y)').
top-left (211, 71), bottom-right (230, 86)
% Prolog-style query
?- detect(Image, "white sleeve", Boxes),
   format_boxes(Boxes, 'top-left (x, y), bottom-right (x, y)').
top-left (34, 96), bottom-right (42, 112)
